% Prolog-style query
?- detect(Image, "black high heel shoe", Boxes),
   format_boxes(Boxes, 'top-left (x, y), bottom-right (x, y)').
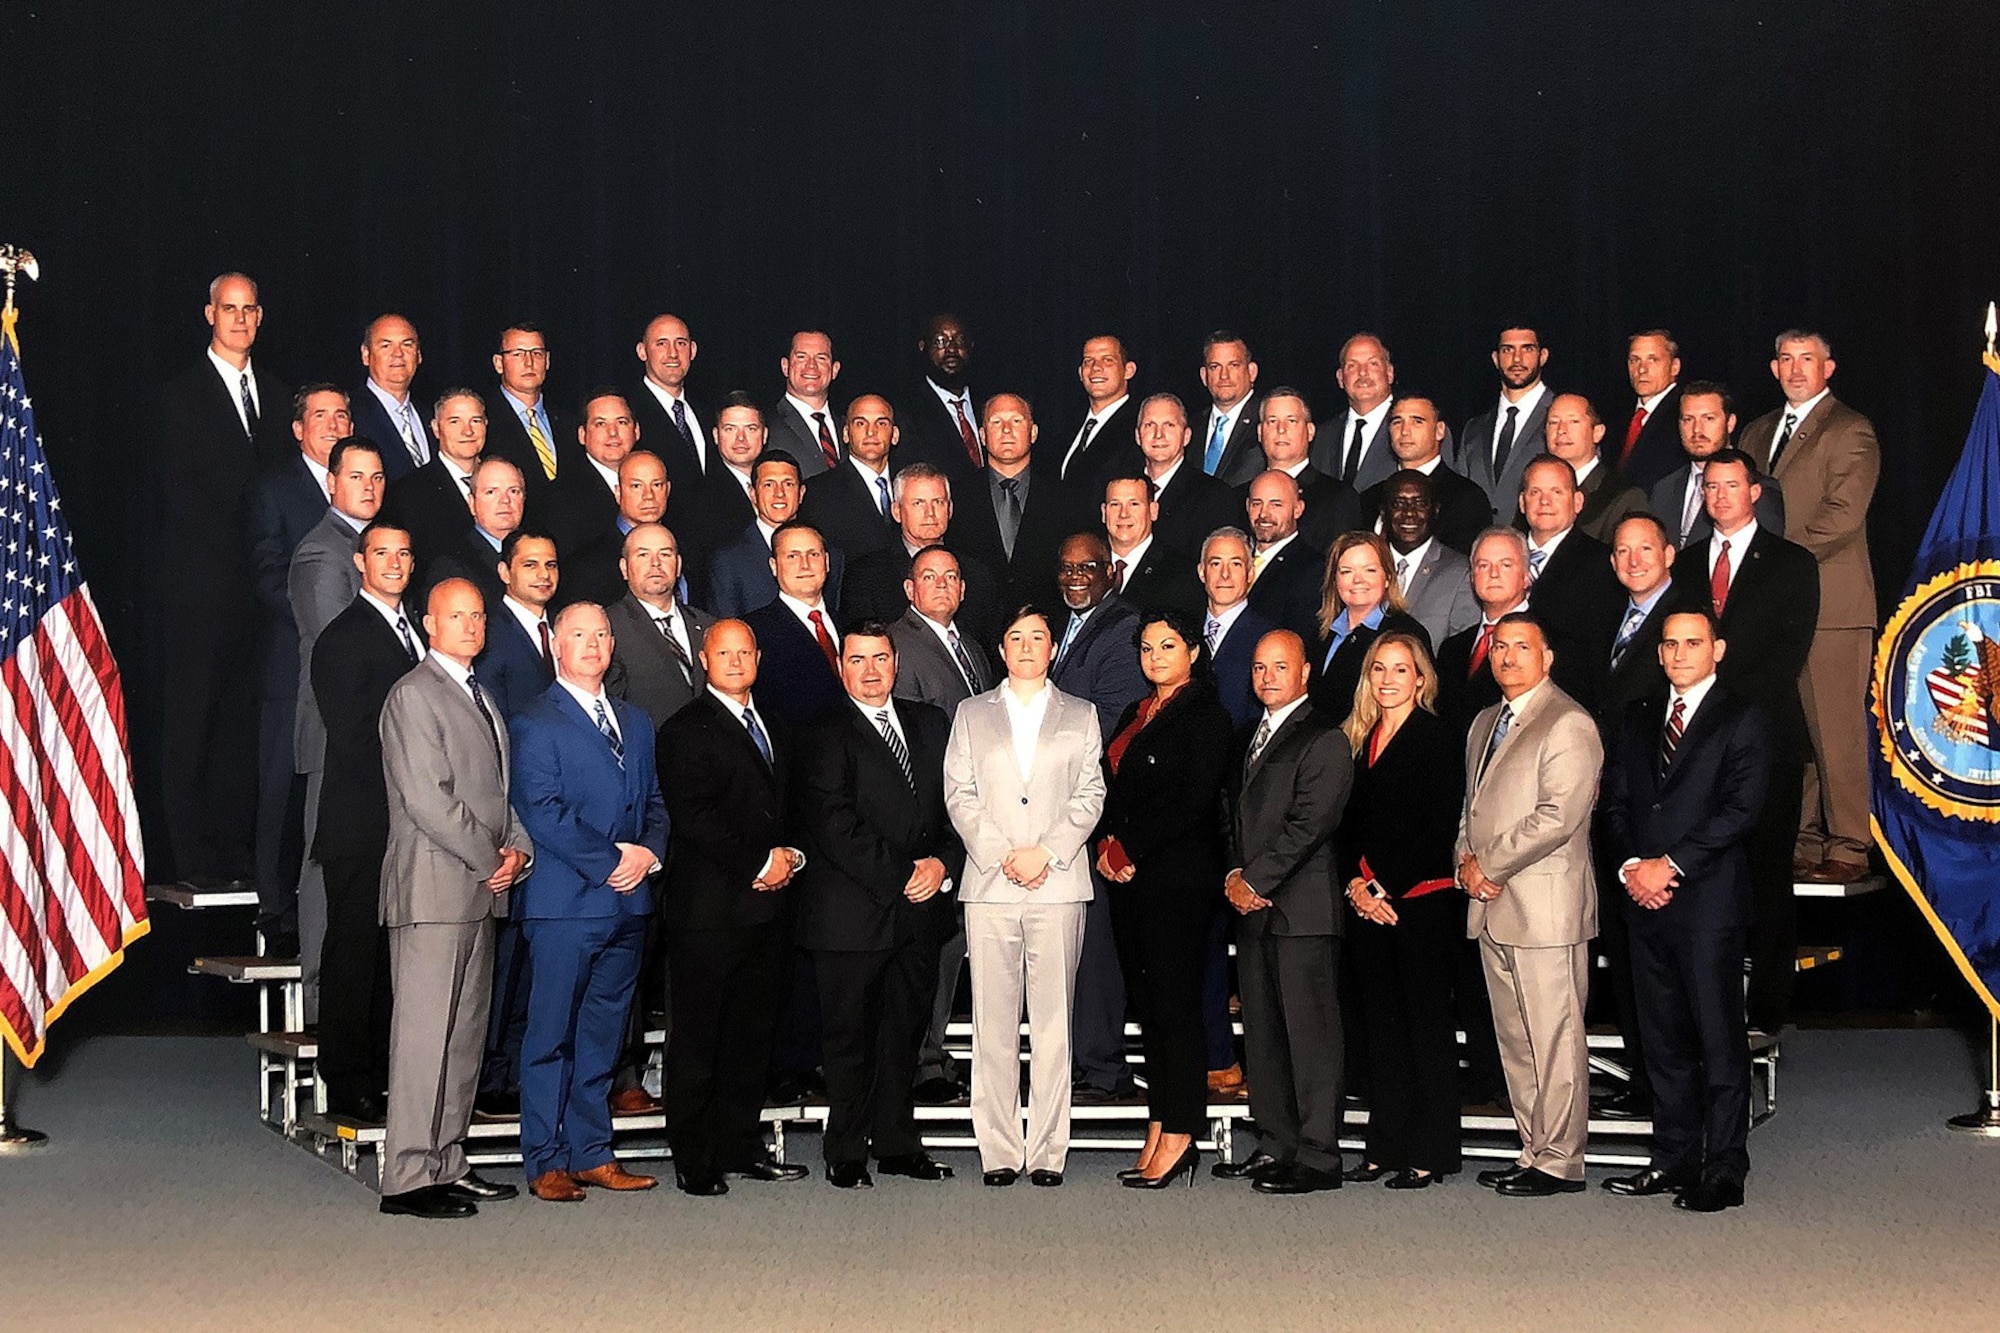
top-left (1342, 1161), bottom-right (1390, 1183)
top-left (1122, 1144), bottom-right (1200, 1189)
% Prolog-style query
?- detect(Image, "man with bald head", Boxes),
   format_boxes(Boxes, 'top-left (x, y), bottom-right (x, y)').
top-left (630, 313), bottom-right (712, 490)
top-left (382, 388), bottom-right (487, 579)
top-left (768, 330), bottom-right (845, 478)
top-left (798, 393), bottom-right (903, 559)
top-left (606, 522), bottom-right (715, 725)
top-left (1313, 333), bottom-right (1400, 490)
top-left (1527, 393), bottom-right (1649, 545)
top-left (351, 313), bottom-right (434, 480)
top-left (1242, 470), bottom-right (1327, 644)
top-left (156, 271), bottom-right (296, 893)
top-left (560, 448), bottom-right (674, 609)
top-left (1360, 395), bottom-right (1491, 553)
top-left (953, 392), bottom-right (1092, 611)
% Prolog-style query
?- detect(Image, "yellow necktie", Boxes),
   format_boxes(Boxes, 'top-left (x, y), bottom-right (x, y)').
top-left (524, 410), bottom-right (557, 480)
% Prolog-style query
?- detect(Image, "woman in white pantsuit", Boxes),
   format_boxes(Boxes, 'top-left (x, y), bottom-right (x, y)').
top-left (943, 607), bottom-right (1106, 1187)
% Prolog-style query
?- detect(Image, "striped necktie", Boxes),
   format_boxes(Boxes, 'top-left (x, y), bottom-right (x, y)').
top-left (877, 709), bottom-right (915, 789)
top-left (524, 408), bottom-right (557, 480)
top-left (593, 698), bottom-right (625, 767)
top-left (1660, 696), bottom-right (1686, 776)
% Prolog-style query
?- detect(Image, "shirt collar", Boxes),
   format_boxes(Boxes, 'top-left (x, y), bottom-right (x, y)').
top-left (848, 453), bottom-right (890, 486)
top-left (1499, 380), bottom-right (1548, 417)
top-left (851, 694), bottom-right (902, 736)
top-left (365, 377), bottom-right (414, 416)
top-left (1262, 694), bottom-right (1309, 734)
top-left (1782, 387), bottom-right (1831, 425)
top-left (358, 588), bottom-right (416, 644)
top-left (1112, 533), bottom-right (1153, 571)
top-left (1481, 597), bottom-right (1531, 630)
top-left (1085, 393), bottom-right (1130, 428)
top-left (1353, 398), bottom-right (1392, 432)
top-left (642, 377), bottom-right (687, 411)
top-left (207, 346), bottom-right (254, 382)
top-left (1148, 454), bottom-right (1185, 493)
top-left (1393, 538), bottom-right (1433, 578)
top-left (1629, 582), bottom-right (1672, 618)
top-left (502, 594), bottom-right (546, 640)
top-left (1637, 383), bottom-right (1678, 417)
top-left (1670, 672), bottom-right (1719, 717)
top-left (1572, 455), bottom-right (1601, 487)
top-left (1207, 598), bottom-right (1251, 637)
top-left (785, 393), bottom-right (833, 430)
top-left (433, 652), bottom-right (476, 688)
top-left (557, 676), bottom-right (613, 720)
top-left (1256, 531), bottom-right (1298, 560)
top-left (1500, 678), bottom-right (1545, 716)
top-left (586, 454), bottom-right (620, 493)
top-left (778, 591), bottom-right (829, 626)
top-left (1528, 526), bottom-right (1572, 561)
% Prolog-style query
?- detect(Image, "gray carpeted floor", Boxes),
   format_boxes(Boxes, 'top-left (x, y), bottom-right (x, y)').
top-left (3, 1030), bottom-right (1995, 1331)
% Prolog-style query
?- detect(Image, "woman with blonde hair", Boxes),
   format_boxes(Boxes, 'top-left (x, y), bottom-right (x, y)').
top-left (1307, 531), bottom-right (1429, 719)
top-left (1338, 631), bottom-right (1464, 1188)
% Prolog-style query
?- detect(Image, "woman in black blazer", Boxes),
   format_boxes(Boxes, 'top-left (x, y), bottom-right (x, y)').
top-left (1338, 630), bottom-right (1465, 1187)
top-left (1309, 531), bottom-right (1431, 719)
top-left (1094, 607), bottom-right (1238, 1189)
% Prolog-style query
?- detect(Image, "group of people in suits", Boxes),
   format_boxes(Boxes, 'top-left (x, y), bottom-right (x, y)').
top-left (156, 273), bottom-right (1879, 1216)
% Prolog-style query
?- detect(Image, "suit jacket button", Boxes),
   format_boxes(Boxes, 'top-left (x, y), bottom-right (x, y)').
top-left (1020, 796), bottom-right (1029, 805)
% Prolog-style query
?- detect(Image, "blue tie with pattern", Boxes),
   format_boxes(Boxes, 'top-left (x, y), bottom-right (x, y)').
top-left (592, 698), bottom-right (624, 767)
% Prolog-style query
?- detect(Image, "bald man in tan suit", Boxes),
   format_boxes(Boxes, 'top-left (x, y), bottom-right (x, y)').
top-left (1457, 611), bottom-right (1604, 1197)
top-left (1739, 330), bottom-right (1879, 882)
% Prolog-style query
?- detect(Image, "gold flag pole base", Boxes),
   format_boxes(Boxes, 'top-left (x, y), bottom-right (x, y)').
top-left (0, 1045), bottom-right (49, 1154)
top-left (1947, 1014), bottom-right (2000, 1135)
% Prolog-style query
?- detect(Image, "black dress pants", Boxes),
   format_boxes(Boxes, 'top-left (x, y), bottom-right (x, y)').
top-left (1351, 893), bottom-right (1463, 1174)
top-left (1629, 918), bottom-right (1752, 1183)
top-left (1745, 746), bottom-right (1806, 1033)
top-left (814, 934), bottom-right (941, 1165)
top-left (1108, 876), bottom-right (1212, 1135)
top-left (317, 853), bottom-right (392, 1103)
top-left (666, 921), bottom-right (788, 1176)
top-left (159, 601), bottom-right (259, 881)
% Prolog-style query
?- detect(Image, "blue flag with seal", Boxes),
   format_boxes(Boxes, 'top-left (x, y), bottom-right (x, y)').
top-left (1871, 344), bottom-right (2000, 1018)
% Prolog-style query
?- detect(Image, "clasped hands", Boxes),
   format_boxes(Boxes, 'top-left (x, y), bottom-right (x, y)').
top-left (1622, 856), bottom-right (1678, 910)
top-left (1346, 877), bottom-right (1398, 926)
top-left (1457, 853), bottom-right (1505, 903)
top-left (754, 847), bottom-right (802, 893)
top-left (1223, 869), bottom-right (1269, 916)
top-left (485, 847), bottom-right (531, 893)
top-left (1002, 845), bottom-right (1052, 890)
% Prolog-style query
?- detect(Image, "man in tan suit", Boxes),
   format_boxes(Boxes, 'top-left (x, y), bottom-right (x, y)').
top-left (1739, 330), bottom-right (1878, 882)
top-left (1457, 611), bottom-right (1604, 1197)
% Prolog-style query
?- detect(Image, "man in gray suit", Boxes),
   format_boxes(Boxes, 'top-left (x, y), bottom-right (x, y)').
top-left (287, 437), bottom-right (385, 1008)
top-left (377, 578), bottom-right (534, 1219)
top-left (1220, 629), bottom-right (1354, 1193)
top-left (1458, 325), bottom-right (1554, 522)
top-left (1311, 333), bottom-right (1400, 491)
top-left (767, 330), bottom-right (842, 479)
top-left (1648, 381), bottom-right (1785, 549)
top-left (1383, 472), bottom-right (1480, 646)
top-left (605, 522), bottom-right (713, 727)
top-left (1457, 611), bottom-right (1604, 1197)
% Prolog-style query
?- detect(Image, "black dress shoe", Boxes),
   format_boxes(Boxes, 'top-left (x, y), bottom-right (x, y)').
top-left (982, 1168), bottom-right (1019, 1187)
top-left (1212, 1151), bottom-right (1281, 1181)
top-left (1384, 1169), bottom-right (1436, 1190)
top-left (727, 1156), bottom-right (808, 1183)
top-left (912, 1077), bottom-right (965, 1106)
top-left (1604, 1167), bottom-right (1696, 1197)
top-left (875, 1153), bottom-right (953, 1181)
top-left (674, 1170), bottom-right (729, 1197)
top-left (1342, 1161), bottom-right (1391, 1183)
top-left (1253, 1163), bottom-right (1342, 1195)
top-left (1495, 1167), bottom-right (1586, 1197)
top-left (1592, 1087), bottom-right (1654, 1121)
top-left (379, 1185), bottom-right (476, 1219)
top-left (442, 1172), bottom-right (518, 1202)
top-left (1029, 1169), bottom-right (1063, 1187)
top-left (826, 1161), bottom-right (874, 1190)
top-left (1674, 1176), bottom-right (1745, 1213)
top-left (1476, 1164), bottom-right (1530, 1189)
top-left (473, 1090), bottom-right (519, 1119)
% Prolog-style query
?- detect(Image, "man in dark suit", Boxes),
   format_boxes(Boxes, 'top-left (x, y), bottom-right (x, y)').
top-left (311, 520), bottom-right (426, 1121)
top-left (630, 314), bottom-right (711, 495)
top-left (742, 522), bottom-right (848, 729)
top-left (1458, 325), bottom-right (1554, 523)
top-left (350, 314), bottom-right (433, 482)
top-left (246, 383), bottom-right (351, 950)
top-left (540, 392), bottom-right (634, 575)
top-left (676, 392), bottom-right (766, 582)
top-left (605, 523), bottom-right (713, 726)
top-left (656, 618), bottom-right (810, 1196)
top-left (155, 271), bottom-right (294, 890)
top-left (797, 393), bottom-right (902, 562)
top-left (1359, 395), bottom-right (1491, 553)
top-left (1219, 629), bottom-right (1355, 1193)
top-left (1613, 330), bottom-right (1686, 492)
top-left (1601, 609), bottom-right (1771, 1213)
top-left (898, 313), bottom-right (986, 487)
top-left (1650, 381), bottom-right (1785, 549)
top-left (485, 323), bottom-right (577, 519)
top-left (1138, 392), bottom-right (1242, 560)
top-left (768, 330), bottom-right (844, 480)
top-left (1244, 388), bottom-right (1363, 552)
top-left (1519, 455), bottom-right (1625, 712)
top-left (949, 393), bottom-right (1093, 613)
top-left (709, 451), bottom-right (847, 620)
top-left (1194, 331), bottom-right (1265, 485)
top-left (1669, 450), bottom-right (1818, 1035)
top-left (1050, 534), bottom-right (1149, 1104)
top-left (423, 457), bottom-right (525, 613)
top-left (1382, 472), bottom-right (1481, 649)
top-left (1055, 335), bottom-right (1144, 496)
top-left (1312, 333), bottom-right (1400, 492)
top-left (1244, 471), bottom-right (1327, 645)
top-left (1587, 512), bottom-right (1682, 1121)
top-left (558, 448), bottom-right (672, 611)
top-left (1200, 528), bottom-right (1280, 735)
top-left (1103, 475), bottom-right (1203, 621)
top-left (1530, 393), bottom-right (1651, 544)
top-left (380, 389), bottom-right (485, 582)
top-left (796, 626), bottom-right (965, 1187)
top-left (507, 601), bottom-right (672, 1202)
top-left (840, 464), bottom-right (1003, 647)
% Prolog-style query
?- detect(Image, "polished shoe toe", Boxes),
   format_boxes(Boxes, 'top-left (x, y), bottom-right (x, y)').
top-left (728, 1156), bottom-right (809, 1183)
top-left (379, 1185), bottom-right (477, 1219)
top-left (982, 1168), bottom-right (1019, 1187)
top-left (1028, 1169), bottom-right (1064, 1187)
top-left (1383, 1169), bottom-right (1436, 1190)
top-left (1475, 1164), bottom-right (1530, 1189)
top-left (912, 1076), bottom-right (965, 1106)
top-left (608, 1087), bottom-right (662, 1115)
top-left (529, 1170), bottom-right (587, 1202)
top-left (1591, 1088), bottom-right (1654, 1121)
top-left (1604, 1167), bottom-right (1695, 1197)
top-left (1674, 1177), bottom-right (1745, 1213)
top-left (675, 1170), bottom-right (729, 1197)
top-left (442, 1172), bottom-right (518, 1202)
top-left (1342, 1161), bottom-right (1390, 1183)
top-left (875, 1153), bottom-right (953, 1181)
top-left (1211, 1151), bottom-right (1280, 1181)
top-left (826, 1161), bottom-right (874, 1190)
top-left (1495, 1167), bottom-right (1586, 1197)
top-left (1252, 1164), bottom-right (1341, 1195)
top-left (574, 1162), bottom-right (659, 1191)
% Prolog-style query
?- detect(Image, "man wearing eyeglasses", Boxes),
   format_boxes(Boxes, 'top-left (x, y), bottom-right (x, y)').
top-left (486, 322), bottom-right (576, 519)
top-left (899, 313), bottom-right (987, 488)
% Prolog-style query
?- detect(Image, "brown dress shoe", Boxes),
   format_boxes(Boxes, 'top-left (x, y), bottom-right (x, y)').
top-left (1207, 1064), bottom-right (1250, 1103)
top-left (1813, 859), bottom-right (1870, 883)
top-left (1792, 857), bottom-right (1824, 880)
top-left (529, 1171), bottom-right (587, 1202)
top-left (609, 1087), bottom-right (662, 1115)
top-left (574, 1162), bottom-right (659, 1191)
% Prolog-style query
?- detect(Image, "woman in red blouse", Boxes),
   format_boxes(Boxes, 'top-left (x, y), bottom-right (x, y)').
top-left (1093, 608), bottom-right (1238, 1189)
top-left (1338, 631), bottom-right (1465, 1187)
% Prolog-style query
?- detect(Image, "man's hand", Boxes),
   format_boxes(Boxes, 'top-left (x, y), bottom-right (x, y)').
top-left (1621, 856), bottom-right (1677, 910)
top-left (1459, 853), bottom-right (1503, 902)
top-left (485, 847), bottom-right (530, 894)
top-left (607, 842), bottom-right (657, 892)
top-left (904, 857), bottom-right (947, 903)
top-left (753, 847), bottom-right (800, 892)
top-left (1003, 845), bottom-right (1052, 889)
top-left (1224, 869), bottom-right (1270, 916)
top-left (1346, 876), bottom-right (1399, 926)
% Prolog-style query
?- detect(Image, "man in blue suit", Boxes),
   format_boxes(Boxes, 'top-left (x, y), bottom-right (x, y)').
top-left (507, 601), bottom-right (671, 1201)
top-left (707, 450), bottom-right (846, 618)
top-left (1200, 527), bottom-right (1278, 735)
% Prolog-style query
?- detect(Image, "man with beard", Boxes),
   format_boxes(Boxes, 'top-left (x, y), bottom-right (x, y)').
top-left (1459, 325), bottom-right (1554, 521)
top-left (1651, 381), bottom-right (1785, 549)
top-left (900, 313), bottom-right (986, 485)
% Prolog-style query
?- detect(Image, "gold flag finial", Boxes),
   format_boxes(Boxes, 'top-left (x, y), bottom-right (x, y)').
top-left (1985, 301), bottom-right (1999, 375)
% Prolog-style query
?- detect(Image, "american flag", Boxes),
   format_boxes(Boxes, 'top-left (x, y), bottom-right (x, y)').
top-left (0, 309), bottom-right (147, 1069)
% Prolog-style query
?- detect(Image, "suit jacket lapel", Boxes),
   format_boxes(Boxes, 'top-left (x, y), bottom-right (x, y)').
top-left (1246, 700), bottom-right (1312, 785)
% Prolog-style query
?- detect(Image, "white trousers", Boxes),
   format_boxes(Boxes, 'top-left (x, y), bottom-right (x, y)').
top-left (965, 900), bottom-right (1087, 1174)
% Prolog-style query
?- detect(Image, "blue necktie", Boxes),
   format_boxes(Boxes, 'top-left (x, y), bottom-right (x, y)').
top-left (1528, 547), bottom-right (1548, 585)
top-left (1057, 613), bottom-right (1084, 665)
top-left (1203, 412), bottom-right (1229, 474)
top-left (592, 698), bottom-right (624, 767)
top-left (1478, 702), bottom-right (1514, 783)
top-left (743, 708), bottom-right (774, 767)
top-left (1610, 604), bottom-right (1647, 667)
top-left (876, 475), bottom-right (892, 518)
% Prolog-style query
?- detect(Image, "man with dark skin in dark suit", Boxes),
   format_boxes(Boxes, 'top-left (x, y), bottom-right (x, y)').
top-left (901, 313), bottom-right (986, 482)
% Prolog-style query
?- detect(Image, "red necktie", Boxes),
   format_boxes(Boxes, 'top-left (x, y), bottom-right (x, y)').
top-left (812, 411), bottom-right (839, 468)
top-left (1620, 405), bottom-right (1647, 466)
top-left (808, 609), bottom-right (839, 670)
top-left (1111, 558), bottom-right (1127, 593)
top-left (1661, 696), bottom-right (1686, 775)
top-left (1710, 540), bottom-right (1732, 616)
top-left (952, 398), bottom-right (983, 467)
top-left (1468, 622), bottom-right (1497, 678)
top-left (538, 620), bottom-right (553, 671)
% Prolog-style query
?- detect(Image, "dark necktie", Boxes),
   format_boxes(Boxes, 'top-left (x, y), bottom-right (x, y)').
top-left (947, 626), bottom-right (980, 691)
top-left (877, 708), bottom-right (915, 789)
top-left (394, 613), bottom-right (419, 663)
top-left (1068, 417), bottom-right (1097, 479)
top-left (466, 673), bottom-right (503, 766)
top-left (743, 707), bottom-right (774, 766)
top-left (1660, 696), bottom-right (1686, 776)
top-left (812, 410), bottom-right (839, 468)
top-left (652, 612), bottom-right (692, 683)
top-left (672, 397), bottom-right (694, 447)
top-left (875, 474), bottom-right (892, 518)
top-left (809, 609), bottom-right (839, 670)
top-left (238, 371), bottom-right (258, 439)
top-left (1341, 417), bottom-right (1367, 483)
top-left (952, 398), bottom-right (982, 467)
top-left (997, 477), bottom-right (1023, 558)
top-left (1769, 411), bottom-right (1798, 470)
top-left (1493, 404), bottom-right (1519, 476)
top-left (538, 620), bottom-right (553, 672)
top-left (1111, 558), bottom-right (1127, 593)
top-left (592, 697), bottom-right (625, 767)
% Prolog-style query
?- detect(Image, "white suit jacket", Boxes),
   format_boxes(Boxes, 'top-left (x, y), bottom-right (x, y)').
top-left (943, 683), bottom-right (1105, 904)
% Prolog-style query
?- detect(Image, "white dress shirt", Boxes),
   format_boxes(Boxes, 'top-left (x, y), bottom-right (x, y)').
top-left (1109, 533), bottom-right (1153, 586)
top-left (1002, 679), bottom-right (1053, 783)
top-left (1707, 520), bottom-right (1758, 597)
top-left (207, 348), bottom-right (260, 435)
top-left (1063, 393), bottom-right (1130, 475)
top-left (642, 377), bottom-right (709, 472)
top-left (365, 378), bottom-right (429, 465)
top-left (1392, 538), bottom-right (1433, 595)
top-left (784, 393), bottom-right (836, 452)
top-left (1204, 598), bottom-right (1251, 651)
top-left (359, 589), bottom-right (423, 658)
top-left (502, 595), bottom-right (549, 655)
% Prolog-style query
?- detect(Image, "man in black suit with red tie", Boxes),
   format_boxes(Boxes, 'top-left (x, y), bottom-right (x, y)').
top-left (630, 314), bottom-right (712, 496)
top-left (1668, 450), bottom-right (1817, 1036)
top-left (1102, 475), bottom-right (1203, 621)
top-left (1600, 608), bottom-right (1770, 1212)
top-left (1519, 455), bottom-right (1624, 712)
top-left (898, 314), bottom-right (986, 487)
top-left (795, 625), bottom-right (964, 1187)
top-left (1613, 330), bottom-right (1686, 493)
top-left (1138, 392), bottom-right (1241, 561)
top-left (742, 522), bottom-right (848, 729)
top-left (155, 271), bottom-right (295, 890)
top-left (949, 393), bottom-right (1092, 613)
top-left (797, 394), bottom-right (902, 562)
